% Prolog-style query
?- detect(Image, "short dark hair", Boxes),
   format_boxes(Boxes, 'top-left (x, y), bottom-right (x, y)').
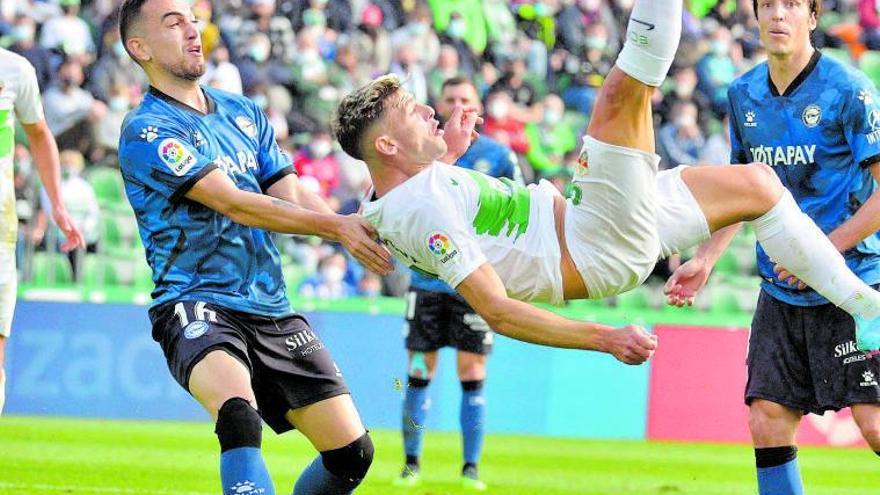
top-left (440, 76), bottom-right (478, 96)
top-left (332, 75), bottom-right (402, 160)
top-left (752, 0), bottom-right (822, 22)
top-left (118, 0), bottom-right (151, 62)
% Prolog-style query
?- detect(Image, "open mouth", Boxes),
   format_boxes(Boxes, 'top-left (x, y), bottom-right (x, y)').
top-left (187, 45), bottom-right (203, 55)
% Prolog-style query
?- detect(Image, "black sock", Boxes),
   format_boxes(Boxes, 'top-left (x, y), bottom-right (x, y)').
top-left (755, 446), bottom-right (798, 468)
top-left (406, 454), bottom-right (420, 467)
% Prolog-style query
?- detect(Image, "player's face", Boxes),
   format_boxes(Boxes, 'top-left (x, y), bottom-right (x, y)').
top-left (136, 0), bottom-right (205, 80)
top-left (384, 91), bottom-right (448, 164)
top-left (436, 83), bottom-right (482, 122)
top-left (756, 0), bottom-right (816, 57)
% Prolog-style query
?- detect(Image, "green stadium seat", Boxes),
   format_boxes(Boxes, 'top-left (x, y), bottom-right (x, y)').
top-left (31, 252), bottom-right (73, 286)
top-left (860, 50), bottom-right (880, 89)
top-left (87, 167), bottom-right (125, 205)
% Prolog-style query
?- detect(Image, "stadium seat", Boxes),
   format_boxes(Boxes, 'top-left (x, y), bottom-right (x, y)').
top-left (860, 51), bottom-right (880, 89)
top-left (31, 252), bottom-right (73, 286)
top-left (87, 167), bottom-right (125, 205)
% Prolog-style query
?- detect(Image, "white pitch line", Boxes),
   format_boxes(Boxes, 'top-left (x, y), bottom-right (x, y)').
top-left (0, 481), bottom-right (212, 495)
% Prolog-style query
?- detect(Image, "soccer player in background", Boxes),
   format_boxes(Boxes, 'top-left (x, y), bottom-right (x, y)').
top-left (665, 0), bottom-right (880, 492)
top-left (0, 47), bottom-right (83, 415)
top-left (335, 0), bottom-right (880, 363)
top-left (116, 0), bottom-right (400, 492)
top-left (395, 76), bottom-right (521, 490)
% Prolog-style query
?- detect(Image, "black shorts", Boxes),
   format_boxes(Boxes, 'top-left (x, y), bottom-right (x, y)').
top-left (746, 289), bottom-right (880, 415)
top-left (404, 289), bottom-right (494, 355)
top-left (150, 300), bottom-right (349, 433)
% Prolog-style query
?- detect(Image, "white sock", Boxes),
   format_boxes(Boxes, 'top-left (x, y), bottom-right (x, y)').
top-left (750, 190), bottom-right (880, 320)
top-left (616, 0), bottom-right (683, 86)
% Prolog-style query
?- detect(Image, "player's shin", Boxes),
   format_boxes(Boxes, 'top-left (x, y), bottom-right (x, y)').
top-left (616, 0), bottom-right (683, 87)
top-left (0, 367), bottom-right (5, 416)
top-left (216, 398), bottom-right (275, 495)
top-left (293, 433), bottom-right (374, 495)
top-left (460, 380), bottom-right (486, 469)
top-left (750, 191), bottom-right (880, 331)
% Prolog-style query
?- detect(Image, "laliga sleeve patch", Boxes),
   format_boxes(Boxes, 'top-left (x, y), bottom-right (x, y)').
top-left (157, 138), bottom-right (198, 176)
top-left (426, 231), bottom-right (459, 264)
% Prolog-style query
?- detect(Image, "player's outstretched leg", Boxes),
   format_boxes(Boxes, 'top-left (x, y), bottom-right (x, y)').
top-left (587, 0), bottom-right (682, 152)
top-left (394, 375), bottom-right (430, 487)
top-left (680, 164), bottom-right (880, 351)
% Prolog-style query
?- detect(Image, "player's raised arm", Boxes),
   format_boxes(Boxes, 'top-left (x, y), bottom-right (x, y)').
top-left (455, 262), bottom-right (657, 365)
top-left (186, 170), bottom-right (392, 275)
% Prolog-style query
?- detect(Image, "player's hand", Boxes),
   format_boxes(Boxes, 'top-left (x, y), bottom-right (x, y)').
top-left (440, 106), bottom-right (482, 164)
top-left (606, 324), bottom-right (657, 365)
top-left (663, 257), bottom-right (711, 307)
top-left (773, 263), bottom-right (807, 290)
top-left (334, 214), bottom-right (393, 275)
top-left (52, 205), bottom-right (85, 252)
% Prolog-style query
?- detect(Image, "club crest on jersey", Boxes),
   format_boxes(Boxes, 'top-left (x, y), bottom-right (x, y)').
top-left (158, 138), bottom-right (197, 176)
top-left (802, 104), bottom-right (821, 128)
top-left (869, 109), bottom-right (880, 132)
top-left (140, 125), bottom-right (159, 143)
top-left (744, 111), bottom-right (757, 128)
top-left (426, 231), bottom-right (459, 264)
top-left (859, 89), bottom-right (875, 106)
top-left (235, 116), bottom-right (257, 138)
top-left (576, 148), bottom-right (589, 175)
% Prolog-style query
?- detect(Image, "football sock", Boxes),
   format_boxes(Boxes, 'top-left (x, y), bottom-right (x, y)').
top-left (617, 0), bottom-right (683, 86)
top-left (460, 380), bottom-right (486, 466)
top-left (751, 190), bottom-right (880, 320)
top-left (216, 398), bottom-right (274, 495)
top-left (293, 455), bottom-right (355, 495)
top-left (0, 367), bottom-right (5, 416)
top-left (403, 376), bottom-right (431, 459)
top-left (755, 446), bottom-right (803, 495)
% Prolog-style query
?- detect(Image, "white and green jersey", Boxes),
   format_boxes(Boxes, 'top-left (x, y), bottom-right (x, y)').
top-left (363, 162), bottom-right (564, 304)
top-left (0, 48), bottom-right (43, 243)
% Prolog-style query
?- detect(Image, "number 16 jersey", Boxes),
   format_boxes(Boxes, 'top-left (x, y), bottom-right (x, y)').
top-left (362, 162), bottom-right (563, 304)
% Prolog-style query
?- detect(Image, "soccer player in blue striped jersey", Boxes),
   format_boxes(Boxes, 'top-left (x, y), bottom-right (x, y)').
top-left (117, 0), bottom-right (393, 493)
top-left (665, 0), bottom-right (880, 493)
top-left (395, 76), bottom-right (521, 490)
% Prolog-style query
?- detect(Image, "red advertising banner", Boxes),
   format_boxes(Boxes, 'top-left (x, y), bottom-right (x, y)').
top-left (647, 325), bottom-right (867, 447)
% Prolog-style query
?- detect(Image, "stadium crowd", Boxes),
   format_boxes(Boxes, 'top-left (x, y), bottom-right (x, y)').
top-left (3, 0), bottom-right (877, 300)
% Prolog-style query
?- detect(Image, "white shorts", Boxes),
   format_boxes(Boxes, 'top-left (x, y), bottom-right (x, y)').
top-left (564, 137), bottom-right (709, 299)
top-left (0, 242), bottom-right (15, 338)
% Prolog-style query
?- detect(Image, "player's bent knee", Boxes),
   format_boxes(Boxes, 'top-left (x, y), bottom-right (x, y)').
top-left (320, 432), bottom-right (374, 483)
top-left (215, 397), bottom-right (262, 452)
top-left (742, 162), bottom-right (782, 207)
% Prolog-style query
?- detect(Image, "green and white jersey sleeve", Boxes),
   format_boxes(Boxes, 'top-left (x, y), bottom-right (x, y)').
top-left (363, 162), bottom-right (563, 304)
top-left (0, 48), bottom-right (44, 242)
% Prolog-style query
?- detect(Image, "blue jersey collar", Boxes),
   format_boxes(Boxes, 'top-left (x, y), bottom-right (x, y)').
top-left (768, 49), bottom-right (822, 97)
top-left (148, 85), bottom-right (216, 116)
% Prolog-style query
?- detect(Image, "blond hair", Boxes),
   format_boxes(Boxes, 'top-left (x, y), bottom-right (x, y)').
top-left (332, 75), bottom-right (402, 160)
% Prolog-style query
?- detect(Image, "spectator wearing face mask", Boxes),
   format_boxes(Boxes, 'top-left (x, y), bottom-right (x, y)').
top-left (39, 0), bottom-right (95, 63)
top-left (657, 66), bottom-right (711, 127)
top-left (92, 83), bottom-right (132, 154)
top-left (233, 32), bottom-right (274, 94)
top-left (523, 93), bottom-right (577, 178)
top-left (42, 59), bottom-right (106, 154)
top-left (695, 25), bottom-right (738, 116)
top-left (7, 16), bottom-right (52, 91)
top-left (657, 100), bottom-right (705, 169)
top-left (392, 4), bottom-right (440, 72)
top-left (88, 27), bottom-right (149, 103)
top-left (203, 45), bottom-right (243, 95)
top-left (430, 1), bottom-right (488, 56)
top-left (435, 11), bottom-right (479, 77)
top-left (298, 251), bottom-right (357, 299)
top-left (293, 131), bottom-right (339, 199)
top-left (482, 90), bottom-right (530, 155)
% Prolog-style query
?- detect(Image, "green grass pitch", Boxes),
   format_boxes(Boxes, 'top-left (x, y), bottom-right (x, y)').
top-left (1, 416), bottom-right (877, 494)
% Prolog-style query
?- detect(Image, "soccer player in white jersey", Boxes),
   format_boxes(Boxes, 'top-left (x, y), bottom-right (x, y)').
top-left (334, 0), bottom-right (880, 364)
top-left (0, 47), bottom-right (84, 414)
